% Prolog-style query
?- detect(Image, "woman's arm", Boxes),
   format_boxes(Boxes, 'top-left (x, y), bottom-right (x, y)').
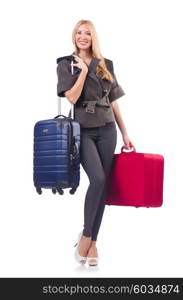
top-left (65, 68), bottom-right (88, 104)
top-left (111, 101), bottom-right (135, 150)
top-left (65, 55), bottom-right (88, 104)
top-left (111, 101), bottom-right (128, 136)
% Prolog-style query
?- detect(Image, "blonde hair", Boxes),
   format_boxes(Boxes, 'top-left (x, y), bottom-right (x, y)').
top-left (72, 19), bottom-right (114, 82)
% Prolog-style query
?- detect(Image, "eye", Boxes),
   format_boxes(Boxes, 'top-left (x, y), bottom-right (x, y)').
top-left (76, 31), bottom-right (91, 35)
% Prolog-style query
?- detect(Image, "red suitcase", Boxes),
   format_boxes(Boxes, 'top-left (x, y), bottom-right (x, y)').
top-left (106, 146), bottom-right (164, 207)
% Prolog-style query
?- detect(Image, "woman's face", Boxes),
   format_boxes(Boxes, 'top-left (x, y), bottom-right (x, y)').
top-left (75, 24), bottom-right (92, 51)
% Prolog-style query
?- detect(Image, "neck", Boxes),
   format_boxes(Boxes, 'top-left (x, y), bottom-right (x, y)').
top-left (78, 49), bottom-right (92, 59)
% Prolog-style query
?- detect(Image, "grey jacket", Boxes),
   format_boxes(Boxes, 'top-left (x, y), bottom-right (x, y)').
top-left (56, 54), bottom-right (125, 128)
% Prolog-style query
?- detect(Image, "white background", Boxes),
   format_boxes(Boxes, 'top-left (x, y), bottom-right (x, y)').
top-left (0, 0), bottom-right (183, 277)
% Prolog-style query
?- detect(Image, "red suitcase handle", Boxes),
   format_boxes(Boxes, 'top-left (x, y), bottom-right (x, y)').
top-left (121, 144), bottom-right (136, 153)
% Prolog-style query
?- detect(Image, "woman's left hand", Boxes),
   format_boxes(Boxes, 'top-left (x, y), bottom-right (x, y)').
top-left (122, 133), bottom-right (136, 151)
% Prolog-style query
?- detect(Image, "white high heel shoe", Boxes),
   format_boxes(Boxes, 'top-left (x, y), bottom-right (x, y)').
top-left (87, 256), bottom-right (99, 267)
top-left (87, 247), bottom-right (99, 267)
top-left (74, 232), bottom-right (87, 264)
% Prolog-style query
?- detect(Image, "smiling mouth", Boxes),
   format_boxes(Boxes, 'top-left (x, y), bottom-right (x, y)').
top-left (79, 41), bottom-right (88, 45)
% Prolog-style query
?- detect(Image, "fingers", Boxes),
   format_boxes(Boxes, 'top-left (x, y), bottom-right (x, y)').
top-left (129, 142), bottom-right (136, 151)
top-left (73, 54), bottom-right (80, 61)
top-left (73, 55), bottom-right (84, 64)
top-left (124, 142), bottom-right (136, 151)
top-left (71, 58), bottom-right (79, 66)
top-left (124, 144), bottom-right (130, 149)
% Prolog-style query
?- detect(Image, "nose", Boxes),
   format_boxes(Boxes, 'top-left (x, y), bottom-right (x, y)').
top-left (79, 33), bottom-right (88, 39)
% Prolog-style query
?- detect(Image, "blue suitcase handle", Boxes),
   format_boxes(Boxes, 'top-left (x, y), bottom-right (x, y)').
top-left (54, 114), bottom-right (72, 120)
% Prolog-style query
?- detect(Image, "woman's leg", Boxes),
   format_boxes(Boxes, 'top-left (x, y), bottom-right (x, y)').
top-left (80, 128), bottom-right (107, 238)
top-left (91, 123), bottom-right (117, 241)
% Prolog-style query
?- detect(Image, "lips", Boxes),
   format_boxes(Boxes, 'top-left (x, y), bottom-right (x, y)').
top-left (79, 41), bottom-right (88, 45)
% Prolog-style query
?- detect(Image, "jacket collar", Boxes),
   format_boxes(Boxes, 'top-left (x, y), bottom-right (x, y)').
top-left (88, 57), bottom-right (101, 72)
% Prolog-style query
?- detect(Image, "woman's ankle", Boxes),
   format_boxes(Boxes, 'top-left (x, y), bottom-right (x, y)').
top-left (79, 236), bottom-right (92, 250)
top-left (90, 241), bottom-right (97, 247)
top-left (78, 237), bottom-right (92, 256)
top-left (87, 244), bottom-right (98, 258)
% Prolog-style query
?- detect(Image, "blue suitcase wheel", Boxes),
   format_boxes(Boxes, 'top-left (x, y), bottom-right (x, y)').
top-left (52, 188), bottom-right (57, 194)
top-left (70, 188), bottom-right (76, 194)
top-left (57, 188), bottom-right (64, 195)
top-left (36, 187), bottom-right (42, 195)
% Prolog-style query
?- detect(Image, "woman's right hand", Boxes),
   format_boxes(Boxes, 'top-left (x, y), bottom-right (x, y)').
top-left (72, 54), bottom-right (88, 73)
top-left (122, 133), bottom-right (136, 151)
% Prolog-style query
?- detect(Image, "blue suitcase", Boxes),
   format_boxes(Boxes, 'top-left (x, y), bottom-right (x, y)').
top-left (34, 55), bottom-right (80, 195)
top-left (33, 111), bottom-right (80, 195)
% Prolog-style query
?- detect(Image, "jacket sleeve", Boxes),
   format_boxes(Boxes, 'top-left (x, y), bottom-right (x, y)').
top-left (108, 61), bottom-right (125, 103)
top-left (56, 59), bottom-right (78, 97)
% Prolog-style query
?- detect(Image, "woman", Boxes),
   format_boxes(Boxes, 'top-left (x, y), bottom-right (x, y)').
top-left (57, 19), bottom-right (135, 267)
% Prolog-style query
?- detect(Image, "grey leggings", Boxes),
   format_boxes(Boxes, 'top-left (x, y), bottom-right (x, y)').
top-left (80, 121), bottom-right (117, 241)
